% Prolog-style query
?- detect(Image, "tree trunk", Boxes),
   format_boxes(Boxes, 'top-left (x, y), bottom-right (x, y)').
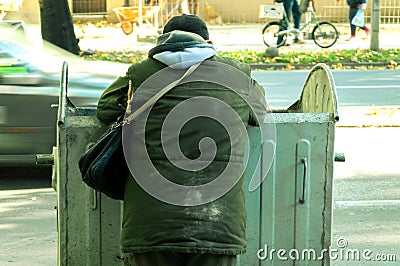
top-left (39, 0), bottom-right (80, 55)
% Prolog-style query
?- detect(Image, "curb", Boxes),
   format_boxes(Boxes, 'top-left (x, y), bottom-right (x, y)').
top-left (249, 61), bottom-right (400, 70)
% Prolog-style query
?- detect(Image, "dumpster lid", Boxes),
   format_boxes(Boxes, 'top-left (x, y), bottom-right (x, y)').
top-left (288, 63), bottom-right (339, 122)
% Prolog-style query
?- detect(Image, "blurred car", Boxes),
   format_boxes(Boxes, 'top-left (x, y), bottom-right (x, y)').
top-left (0, 28), bottom-right (128, 166)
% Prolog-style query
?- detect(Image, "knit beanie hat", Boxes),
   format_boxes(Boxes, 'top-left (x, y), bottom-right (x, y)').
top-left (162, 14), bottom-right (209, 40)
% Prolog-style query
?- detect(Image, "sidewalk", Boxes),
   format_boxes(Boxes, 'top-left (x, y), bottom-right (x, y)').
top-left (337, 106), bottom-right (400, 128)
top-left (23, 21), bottom-right (400, 55)
top-left (74, 23), bottom-right (400, 52)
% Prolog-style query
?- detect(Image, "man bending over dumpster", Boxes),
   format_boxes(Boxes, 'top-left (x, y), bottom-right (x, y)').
top-left (96, 14), bottom-right (268, 266)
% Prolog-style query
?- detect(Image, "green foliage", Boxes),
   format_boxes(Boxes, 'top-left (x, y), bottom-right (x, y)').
top-left (81, 48), bottom-right (400, 69)
top-left (82, 50), bottom-right (148, 64)
top-left (218, 49), bottom-right (400, 66)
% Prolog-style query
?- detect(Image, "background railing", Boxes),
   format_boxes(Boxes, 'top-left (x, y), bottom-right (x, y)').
top-left (193, 0), bottom-right (400, 24)
top-left (69, 0), bottom-right (399, 26)
top-left (317, 0), bottom-right (400, 23)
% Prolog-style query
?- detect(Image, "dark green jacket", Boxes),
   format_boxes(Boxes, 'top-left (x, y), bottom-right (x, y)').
top-left (97, 31), bottom-right (267, 255)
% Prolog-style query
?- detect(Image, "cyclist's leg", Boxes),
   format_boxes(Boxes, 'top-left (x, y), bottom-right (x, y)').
top-left (277, 18), bottom-right (286, 45)
top-left (283, 0), bottom-right (294, 24)
top-left (277, 1), bottom-right (292, 45)
top-left (292, 0), bottom-right (302, 29)
top-left (275, 0), bottom-right (296, 45)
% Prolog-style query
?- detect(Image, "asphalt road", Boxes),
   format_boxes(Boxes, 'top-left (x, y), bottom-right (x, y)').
top-left (0, 168), bottom-right (56, 266)
top-left (331, 127), bottom-right (400, 265)
top-left (252, 69), bottom-right (400, 108)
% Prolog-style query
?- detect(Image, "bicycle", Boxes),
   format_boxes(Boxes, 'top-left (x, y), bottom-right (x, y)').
top-left (260, 1), bottom-right (339, 48)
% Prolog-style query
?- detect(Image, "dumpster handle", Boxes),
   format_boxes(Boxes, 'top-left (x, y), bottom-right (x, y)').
top-left (58, 61), bottom-right (68, 127)
top-left (299, 157), bottom-right (308, 204)
top-left (92, 190), bottom-right (98, 210)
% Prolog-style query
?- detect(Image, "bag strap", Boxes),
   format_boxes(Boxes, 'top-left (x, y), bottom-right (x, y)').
top-left (122, 62), bottom-right (202, 126)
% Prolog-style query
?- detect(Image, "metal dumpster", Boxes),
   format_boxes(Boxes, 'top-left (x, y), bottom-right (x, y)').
top-left (48, 62), bottom-right (337, 265)
top-left (240, 63), bottom-right (338, 266)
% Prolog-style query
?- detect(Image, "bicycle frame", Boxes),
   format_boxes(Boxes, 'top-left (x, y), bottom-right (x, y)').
top-left (276, 3), bottom-right (320, 37)
top-left (261, 1), bottom-right (339, 48)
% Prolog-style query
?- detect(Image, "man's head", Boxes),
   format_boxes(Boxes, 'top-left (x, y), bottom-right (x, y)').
top-left (162, 14), bottom-right (209, 40)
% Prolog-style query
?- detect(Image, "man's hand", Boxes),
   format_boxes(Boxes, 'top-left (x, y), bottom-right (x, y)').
top-left (358, 3), bottom-right (367, 9)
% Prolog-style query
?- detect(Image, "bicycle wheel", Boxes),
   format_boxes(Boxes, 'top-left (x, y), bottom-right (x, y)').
top-left (312, 22), bottom-right (338, 48)
top-left (262, 21), bottom-right (287, 48)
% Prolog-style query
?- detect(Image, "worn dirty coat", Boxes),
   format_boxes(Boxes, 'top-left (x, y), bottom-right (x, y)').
top-left (96, 30), bottom-right (267, 255)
